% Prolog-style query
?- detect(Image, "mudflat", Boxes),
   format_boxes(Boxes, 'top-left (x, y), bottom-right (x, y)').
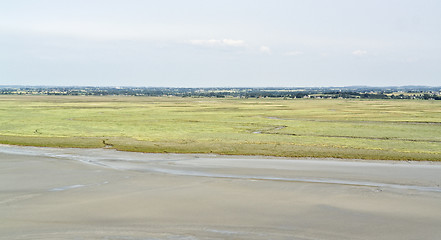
top-left (1, 144), bottom-right (441, 240)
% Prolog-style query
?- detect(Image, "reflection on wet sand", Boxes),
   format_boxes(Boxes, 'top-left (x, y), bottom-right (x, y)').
top-left (1, 144), bottom-right (441, 240)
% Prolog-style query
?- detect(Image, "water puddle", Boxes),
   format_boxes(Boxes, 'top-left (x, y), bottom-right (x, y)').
top-left (49, 185), bottom-right (85, 192)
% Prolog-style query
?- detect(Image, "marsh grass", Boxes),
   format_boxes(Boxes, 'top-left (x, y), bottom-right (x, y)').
top-left (0, 95), bottom-right (440, 160)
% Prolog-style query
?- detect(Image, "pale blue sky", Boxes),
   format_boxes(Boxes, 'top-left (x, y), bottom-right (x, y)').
top-left (1, 0), bottom-right (440, 87)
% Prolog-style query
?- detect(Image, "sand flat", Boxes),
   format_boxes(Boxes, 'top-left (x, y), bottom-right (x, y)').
top-left (1, 145), bottom-right (441, 239)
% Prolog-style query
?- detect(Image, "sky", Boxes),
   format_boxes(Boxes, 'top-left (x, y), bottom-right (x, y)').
top-left (1, 0), bottom-right (440, 87)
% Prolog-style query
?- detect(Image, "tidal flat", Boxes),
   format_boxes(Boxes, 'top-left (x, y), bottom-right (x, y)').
top-left (1, 144), bottom-right (441, 239)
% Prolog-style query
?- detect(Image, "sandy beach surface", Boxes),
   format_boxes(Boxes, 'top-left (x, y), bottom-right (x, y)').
top-left (1, 144), bottom-right (441, 240)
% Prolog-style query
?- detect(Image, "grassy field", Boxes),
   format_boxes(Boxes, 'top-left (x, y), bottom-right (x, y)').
top-left (0, 95), bottom-right (440, 161)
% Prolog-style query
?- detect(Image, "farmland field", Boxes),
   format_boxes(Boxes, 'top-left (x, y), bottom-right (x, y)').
top-left (0, 95), bottom-right (440, 161)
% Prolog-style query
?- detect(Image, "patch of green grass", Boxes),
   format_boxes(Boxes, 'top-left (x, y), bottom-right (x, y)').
top-left (0, 95), bottom-right (440, 161)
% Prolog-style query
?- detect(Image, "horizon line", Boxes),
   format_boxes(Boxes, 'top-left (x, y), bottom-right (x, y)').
top-left (1, 85), bottom-right (441, 89)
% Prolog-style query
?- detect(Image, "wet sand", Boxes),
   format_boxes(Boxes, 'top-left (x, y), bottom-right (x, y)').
top-left (1, 144), bottom-right (441, 239)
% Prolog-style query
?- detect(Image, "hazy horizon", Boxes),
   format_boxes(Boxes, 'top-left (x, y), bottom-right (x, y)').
top-left (1, 0), bottom-right (440, 87)
top-left (0, 84), bottom-right (441, 89)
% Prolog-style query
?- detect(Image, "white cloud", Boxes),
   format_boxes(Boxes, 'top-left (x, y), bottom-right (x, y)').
top-left (25, 22), bottom-right (147, 40)
top-left (222, 39), bottom-right (246, 47)
top-left (285, 51), bottom-right (303, 56)
top-left (259, 45), bottom-right (271, 54)
top-left (352, 50), bottom-right (368, 56)
top-left (1, 21), bottom-right (200, 41)
top-left (189, 39), bottom-right (246, 47)
top-left (189, 40), bottom-right (274, 55)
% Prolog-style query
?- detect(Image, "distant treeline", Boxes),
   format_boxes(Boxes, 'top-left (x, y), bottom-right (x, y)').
top-left (1, 86), bottom-right (440, 100)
